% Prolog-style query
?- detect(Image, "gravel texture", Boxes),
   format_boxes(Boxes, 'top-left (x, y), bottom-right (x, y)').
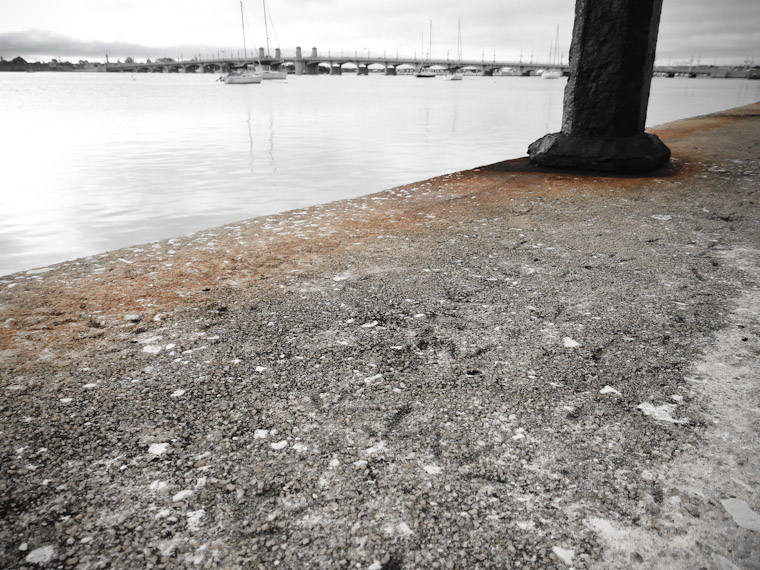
top-left (1, 103), bottom-right (759, 569)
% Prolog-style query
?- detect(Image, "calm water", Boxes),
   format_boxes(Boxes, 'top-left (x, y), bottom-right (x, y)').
top-left (1, 72), bottom-right (758, 276)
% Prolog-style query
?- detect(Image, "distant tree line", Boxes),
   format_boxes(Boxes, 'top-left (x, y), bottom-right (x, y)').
top-left (0, 56), bottom-right (107, 72)
top-left (0, 56), bottom-right (49, 72)
top-left (0, 55), bottom-right (180, 72)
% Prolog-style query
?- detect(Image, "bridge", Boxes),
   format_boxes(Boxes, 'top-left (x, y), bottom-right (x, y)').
top-left (653, 64), bottom-right (751, 79)
top-left (104, 46), bottom-right (569, 77)
top-left (286, 47), bottom-right (569, 76)
top-left (103, 47), bottom-right (752, 79)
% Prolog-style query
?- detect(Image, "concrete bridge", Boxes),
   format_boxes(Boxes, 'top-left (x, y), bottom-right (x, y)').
top-left (288, 47), bottom-right (568, 76)
top-left (104, 46), bottom-right (569, 77)
top-left (104, 47), bottom-right (289, 74)
top-left (103, 47), bottom-right (751, 79)
top-left (653, 64), bottom-right (751, 79)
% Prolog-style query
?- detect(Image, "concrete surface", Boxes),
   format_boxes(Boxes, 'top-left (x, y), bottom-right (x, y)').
top-left (1, 103), bottom-right (759, 569)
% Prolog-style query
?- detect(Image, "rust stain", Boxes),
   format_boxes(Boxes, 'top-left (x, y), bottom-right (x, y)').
top-left (2, 102), bottom-right (758, 370)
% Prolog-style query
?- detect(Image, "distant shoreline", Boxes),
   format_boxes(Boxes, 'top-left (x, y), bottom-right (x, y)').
top-left (0, 56), bottom-right (102, 72)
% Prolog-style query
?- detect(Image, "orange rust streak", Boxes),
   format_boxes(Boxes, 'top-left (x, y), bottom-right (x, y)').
top-left (2, 102), bottom-right (758, 367)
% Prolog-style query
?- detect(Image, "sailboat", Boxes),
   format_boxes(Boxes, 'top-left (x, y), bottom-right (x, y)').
top-left (445, 18), bottom-right (464, 81)
top-left (416, 21), bottom-right (436, 78)
top-left (542, 25), bottom-right (562, 79)
top-left (224, 1), bottom-right (263, 84)
top-left (224, 65), bottom-right (263, 84)
top-left (258, 0), bottom-right (287, 80)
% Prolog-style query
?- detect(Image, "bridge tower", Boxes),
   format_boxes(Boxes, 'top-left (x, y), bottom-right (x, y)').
top-left (294, 47), bottom-right (306, 75)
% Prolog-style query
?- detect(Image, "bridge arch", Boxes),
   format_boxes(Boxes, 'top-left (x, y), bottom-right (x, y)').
top-left (201, 63), bottom-right (224, 73)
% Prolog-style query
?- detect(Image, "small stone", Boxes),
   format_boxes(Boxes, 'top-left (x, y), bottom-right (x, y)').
top-left (148, 443), bottom-right (169, 456)
top-left (721, 498), bottom-right (760, 531)
top-left (26, 545), bottom-right (56, 564)
top-left (552, 546), bottom-right (575, 566)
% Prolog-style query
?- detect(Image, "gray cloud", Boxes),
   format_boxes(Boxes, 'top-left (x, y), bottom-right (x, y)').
top-left (0, 29), bottom-right (233, 62)
top-left (657, 0), bottom-right (760, 62)
top-left (1, 0), bottom-right (756, 66)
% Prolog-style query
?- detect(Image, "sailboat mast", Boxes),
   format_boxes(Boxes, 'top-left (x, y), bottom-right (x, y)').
top-left (263, 0), bottom-right (271, 57)
top-left (429, 20), bottom-right (432, 61)
top-left (457, 18), bottom-right (462, 62)
top-left (239, 1), bottom-right (247, 60)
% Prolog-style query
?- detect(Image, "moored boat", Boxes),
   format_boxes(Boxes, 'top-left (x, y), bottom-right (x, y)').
top-left (223, 1), bottom-right (263, 85)
top-left (259, 67), bottom-right (287, 80)
top-left (446, 20), bottom-right (464, 81)
top-left (258, 0), bottom-right (287, 80)
top-left (542, 25), bottom-right (563, 79)
top-left (541, 69), bottom-right (562, 79)
top-left (417, 20), bottom-right (436, 78)
top-left (225, 67), bottom-right (264, 84)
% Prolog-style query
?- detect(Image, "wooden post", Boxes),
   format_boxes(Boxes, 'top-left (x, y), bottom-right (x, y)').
top-left (528, 0), bottom-right (671, 173)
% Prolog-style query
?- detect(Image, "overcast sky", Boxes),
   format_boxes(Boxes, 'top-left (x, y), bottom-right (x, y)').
top-left (1, 0), bottom-right (757, 66)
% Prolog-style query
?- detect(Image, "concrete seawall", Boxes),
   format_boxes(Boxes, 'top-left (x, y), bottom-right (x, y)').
top-left (1, 103), bottom-right (758, 569)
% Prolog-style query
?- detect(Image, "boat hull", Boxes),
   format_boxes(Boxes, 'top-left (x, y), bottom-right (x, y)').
top-left (262, 70), bottom-right (287, 80)
top-left (224, 72), bottom-right (263, 84)
top-left (542, 69), bottom-right (562, 79)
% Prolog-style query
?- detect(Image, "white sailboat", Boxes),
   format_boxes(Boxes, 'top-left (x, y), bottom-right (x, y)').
top-left (258, 0), bottom-right (287, 80)
top-left (259, 67), bottom-right (287, 80)
top-left (416, 21), bottom-right (436, 78)
top-left (542, 25), bottom-right (563, 79)
top-left (446, 18), bottom-right (464, 81)
top-left (224, 67), bottom-right (263, 84)
top-left (224, 1), bottom-right (263, 84)
top-left (541, 68), bottom-right (562, 79)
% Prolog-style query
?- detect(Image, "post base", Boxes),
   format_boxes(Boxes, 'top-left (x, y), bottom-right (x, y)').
top-left (527, 132), bottom-right (671, 173)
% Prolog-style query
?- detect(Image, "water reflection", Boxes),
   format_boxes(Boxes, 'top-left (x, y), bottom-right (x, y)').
top-left (543, 87), bottom-right (558, 133)
top-left (0, 73), bottom-right (758, 276)
top-left (268, 112), bottom-right (276, 171)
top-left (247, 111), bottom-right (255, 173)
